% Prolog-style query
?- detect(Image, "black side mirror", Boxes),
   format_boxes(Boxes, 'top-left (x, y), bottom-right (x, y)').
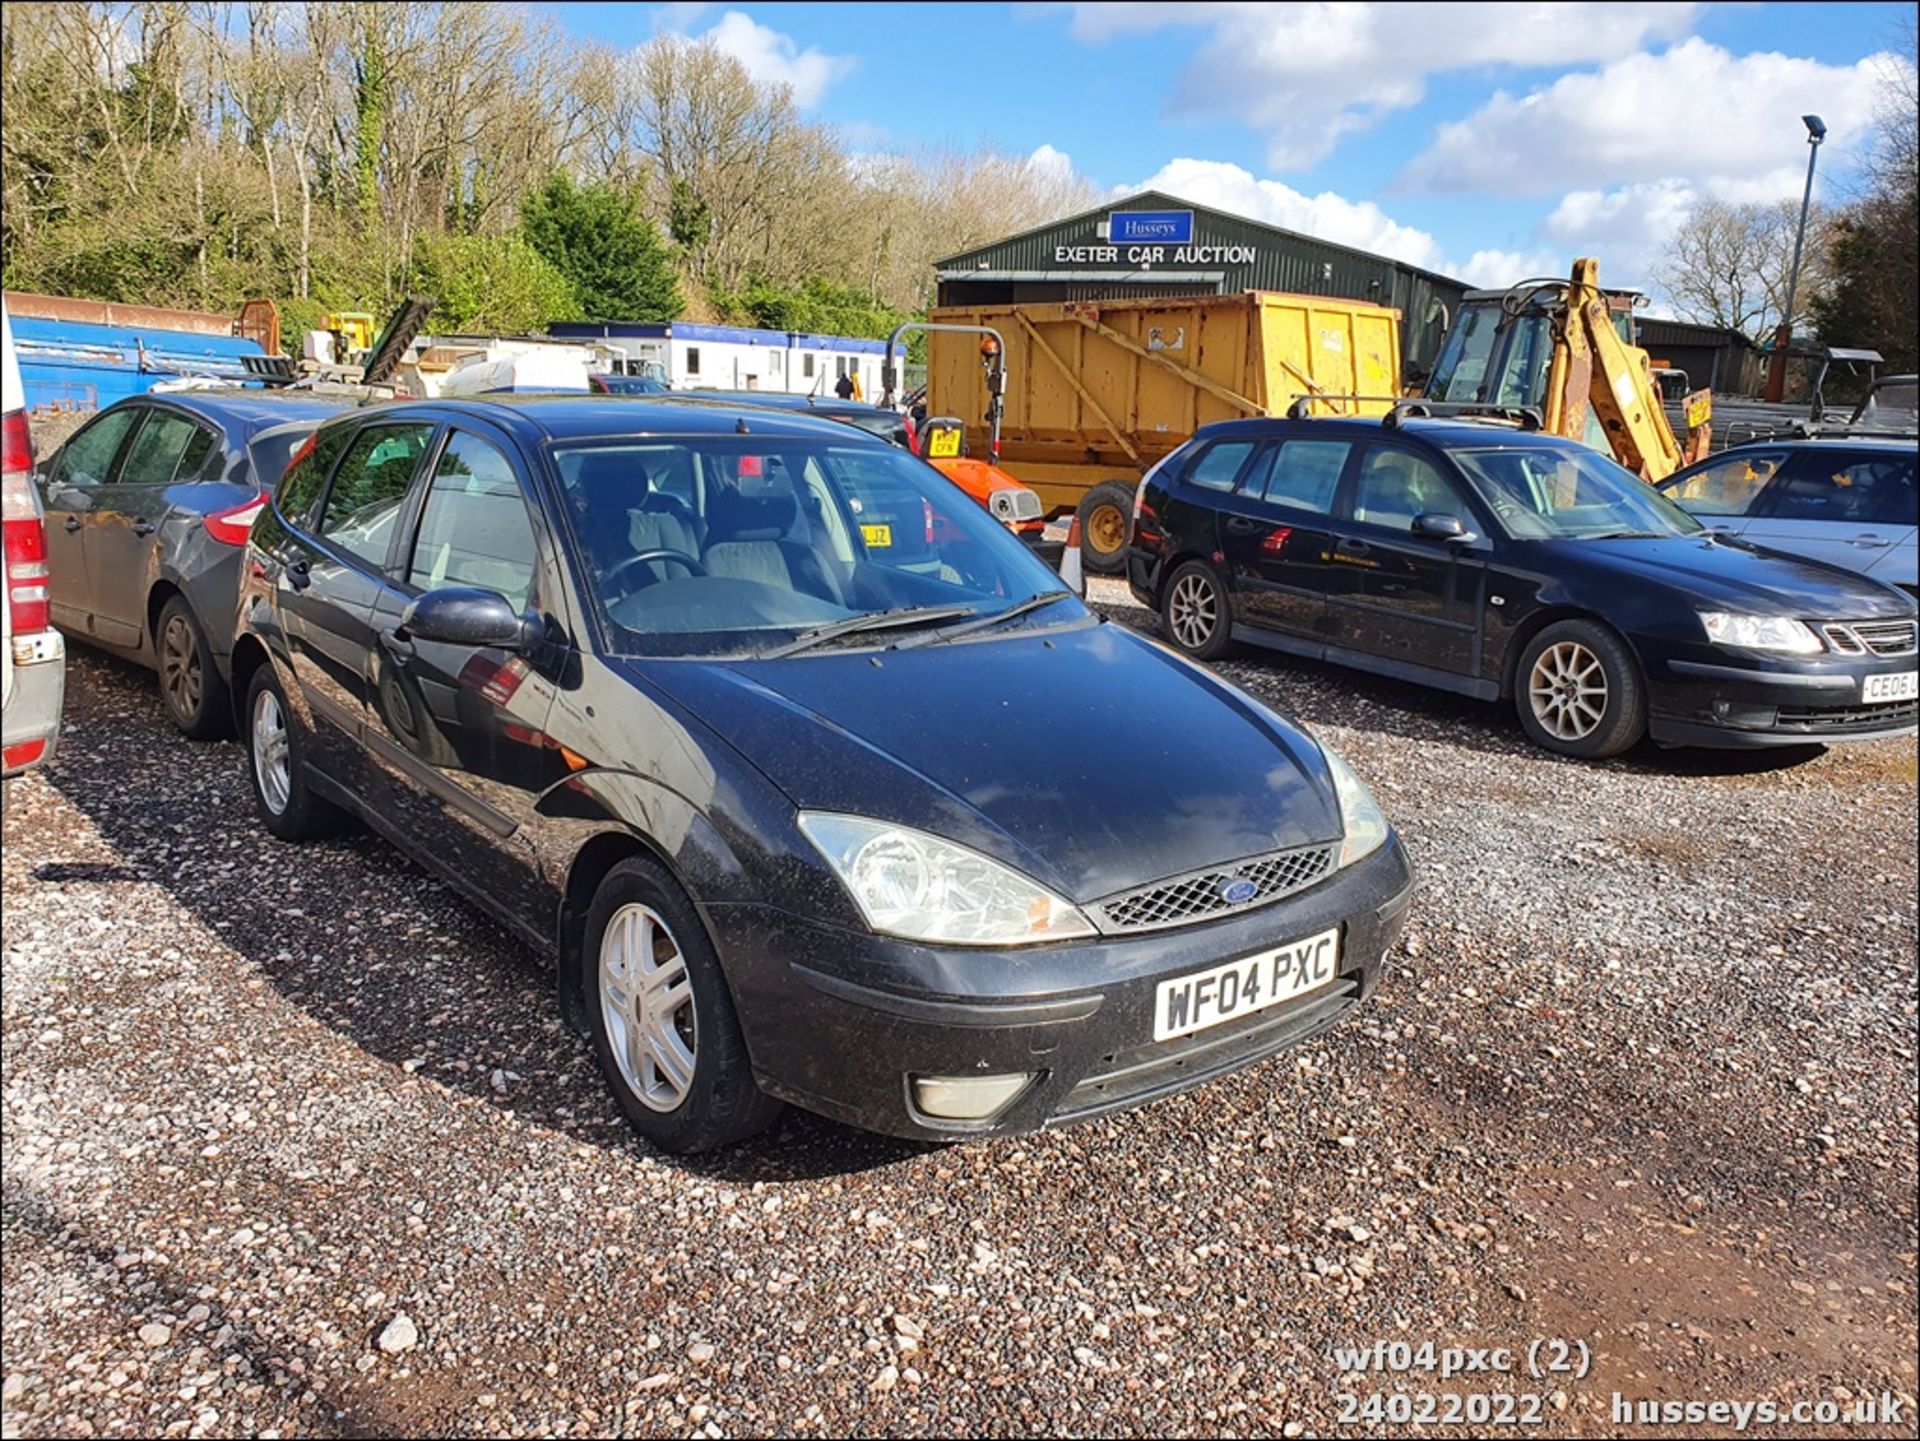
top-left (1413, 511), bottom-right (1477, 544)
top-left (400, 586), bottom-right (531, 649)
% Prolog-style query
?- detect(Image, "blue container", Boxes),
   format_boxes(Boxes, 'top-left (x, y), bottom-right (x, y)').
top-left (11, 315), bottom-right (268, 413)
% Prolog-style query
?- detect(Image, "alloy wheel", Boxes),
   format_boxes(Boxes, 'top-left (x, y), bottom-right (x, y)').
top-left (1168, 572), bottom-right (1219, 651)
top-left (598, 903), bottom-right (699, 1114)
top-left (161, 614), bottom-right (202, 720)
top-left (252, 687), bottom-right (292, 815)
top-left (1528, 640), bottom-right (1608, 742)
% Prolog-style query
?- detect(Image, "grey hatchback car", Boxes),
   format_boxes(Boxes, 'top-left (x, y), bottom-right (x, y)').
top-left (36, 390), bottom-right (354, 735)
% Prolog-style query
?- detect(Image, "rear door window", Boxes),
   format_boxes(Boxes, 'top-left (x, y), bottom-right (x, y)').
top-left (1769, 450), bottom-right (1916, 525)
top-left (1246, 439), bottom-right (1351, 516)
top-left (117, 410), bottom-right (213, 485)
top-left (1183, 439), bottom-right (1257, 492)
top-left (318, 423), bottom-right (435, 568)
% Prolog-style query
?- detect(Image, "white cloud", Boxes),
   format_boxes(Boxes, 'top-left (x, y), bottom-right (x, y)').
top-left (1062, 2), bottom-right (1702, 169)
top-left (1133, 158), bottom-right (1450, 271)
top-left (1403, 39), bottom-right (1888, 197)
top-left (683, 10), bottom-right (857, 108)
top-left (1026, 143), bottom-right (1077, 181)
top-left (649, 2), bottom-right (714, 33)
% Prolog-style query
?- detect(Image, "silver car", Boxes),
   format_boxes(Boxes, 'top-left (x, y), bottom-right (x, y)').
top-left (35, 391), bottom-right (353, 736)
top-left (1658, 437), bottom-right (1918, 600)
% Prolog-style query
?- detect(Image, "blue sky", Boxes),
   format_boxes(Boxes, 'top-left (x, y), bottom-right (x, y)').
top-left (546, 2), bottom-right (1912, 295)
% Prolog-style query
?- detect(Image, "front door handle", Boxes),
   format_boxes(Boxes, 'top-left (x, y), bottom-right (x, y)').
top-left (63, 516), bottom-right (82, 533)
top-left (379, 627), bottom-right (415, 663)
top-left (1848, 534), bottom-right (1889, 548)
top-left (285, 558), bottom-right (311, 591)
top-left (132, 520), bottom-right (157, 537)
top-left (1335, 537), bottom-right (1372, 557)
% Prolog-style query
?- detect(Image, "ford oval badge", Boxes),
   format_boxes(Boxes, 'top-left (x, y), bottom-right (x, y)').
top-left (1220, 878), bottom-right (1258, 905)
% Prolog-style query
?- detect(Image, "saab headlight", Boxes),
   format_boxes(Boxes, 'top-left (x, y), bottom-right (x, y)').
top-left (1697, 612), bottom-right (1822, 655)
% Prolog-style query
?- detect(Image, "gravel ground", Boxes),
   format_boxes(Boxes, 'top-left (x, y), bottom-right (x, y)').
top-left (3, 577), bottom-right (1915, 1439)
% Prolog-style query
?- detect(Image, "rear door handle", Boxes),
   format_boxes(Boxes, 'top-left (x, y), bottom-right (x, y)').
top-left (1849, 535), bottom-right (1889, 548)
top-left (132, 520), bottom-right (157, 537)
top-left (1335, 537), bottom-right (1372, 557)
top-left (63, 516), bottom-right (82, 533)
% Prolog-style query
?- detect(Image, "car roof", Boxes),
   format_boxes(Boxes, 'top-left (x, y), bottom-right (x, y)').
top-left (139, 388), bottom-right (356, 433)
top-left (341, 393), bottom-right (881, 445)
top-left (1190, 414), bottom-right (1599, 453)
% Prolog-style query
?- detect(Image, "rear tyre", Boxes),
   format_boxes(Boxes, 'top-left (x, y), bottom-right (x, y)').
top-left (156, 595), bottom-right (230, 740)
top-left (1515, 619), bottom-right (1646, 759)
top-left (1076, 482), bottom-right (1134, 575)
top-left (245, 664), bottom-right (350, 841)
top-left (584, 858), bottom-right (783, 1154)
top-left (1160, 559), bottom-right (1234, 661)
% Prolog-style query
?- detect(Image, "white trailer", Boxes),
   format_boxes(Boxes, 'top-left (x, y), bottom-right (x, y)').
top-left (547, 322), bottom-right (890, 398)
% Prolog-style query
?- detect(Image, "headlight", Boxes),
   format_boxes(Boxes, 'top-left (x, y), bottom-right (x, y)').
top-left (1697, 612), bottom-right (1822, 655)
top-left (797, 813), bottom-right (1096, 946)
top-left (989, 487), bottom-right (1043, 522)
top-left (1321, 743), bottom-right (1389, 868)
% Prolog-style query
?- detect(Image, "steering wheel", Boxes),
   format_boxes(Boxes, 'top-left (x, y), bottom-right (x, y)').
top-left (601, 548), bottom-right (707, 595)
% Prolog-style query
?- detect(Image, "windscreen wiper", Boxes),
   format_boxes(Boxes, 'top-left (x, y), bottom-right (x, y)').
top-left (762, 604), bottom-right (979, 658)
top-left (1582, 529), bottom-right (1665, 540)
top-left (889, 590), bottom-right (1077, 649)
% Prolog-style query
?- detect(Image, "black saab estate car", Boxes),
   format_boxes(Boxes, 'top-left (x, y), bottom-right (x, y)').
top-left (1129, 408), bottom-right (1918, 757)
top-left (233, 397), bottom-right (1414, 1151)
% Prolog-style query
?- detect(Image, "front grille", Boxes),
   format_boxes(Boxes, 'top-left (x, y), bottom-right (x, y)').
top-left (1091, 844), bottom-right (1337, 934)
top-left (1775, 699), bottom-right (1919, 732)
top-left (1052, 979), bottom-right (1358, 1122)
top-left (1822, 619), bottom-right (1918, 657)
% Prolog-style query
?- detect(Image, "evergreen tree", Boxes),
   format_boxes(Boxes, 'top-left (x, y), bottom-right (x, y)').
top-left (521, 174), bottom-right (683, 323)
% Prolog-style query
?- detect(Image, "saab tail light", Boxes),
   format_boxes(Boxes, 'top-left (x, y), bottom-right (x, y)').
top-left (738, 455), bottom-right (765, 478)
top-left (2, 412), bottom-right (51, 634)
top-left (1260, 525), bottom-right (1294, 556)
top-left (203, 490), bottom-right (269, 546)
top-left (923, 498), bottom-right (936, 544)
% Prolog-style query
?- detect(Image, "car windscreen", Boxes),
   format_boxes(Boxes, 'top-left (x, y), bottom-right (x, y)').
top-left (1452, 446), bottom-right (1704, 540)
top-left (550, 435), bottom-right (1078, 657)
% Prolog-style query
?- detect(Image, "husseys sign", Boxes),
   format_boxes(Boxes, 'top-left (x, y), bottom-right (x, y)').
top-left (1052, 210), bottom-right (1255, 266)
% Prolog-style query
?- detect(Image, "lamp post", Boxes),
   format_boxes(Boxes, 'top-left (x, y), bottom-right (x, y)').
top-left (1765, 114), bottom-right (1826, 402)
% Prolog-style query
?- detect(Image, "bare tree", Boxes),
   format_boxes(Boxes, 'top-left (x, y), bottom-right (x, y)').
top-left (1653, 197), bottom-right (1831, 341)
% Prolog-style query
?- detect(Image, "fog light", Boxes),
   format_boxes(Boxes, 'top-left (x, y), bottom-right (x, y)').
top-left (911, 1072), bottom-right (1035, 1121)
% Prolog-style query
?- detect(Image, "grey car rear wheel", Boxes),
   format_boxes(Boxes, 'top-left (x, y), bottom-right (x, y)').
top-left (157, 595), bottom-right (229, 739)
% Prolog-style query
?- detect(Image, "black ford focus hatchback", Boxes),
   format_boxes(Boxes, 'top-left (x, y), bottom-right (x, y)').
top-left (233, 398), bottom-right (1412, 1151)
top-left (1129, 408), bottom-right (1918, 757)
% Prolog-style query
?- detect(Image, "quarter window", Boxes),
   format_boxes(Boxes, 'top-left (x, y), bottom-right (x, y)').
top-left (406, 432), bottom-right (539, 611)
top-left (49, 408), bottom-right (140, 487)
top-left (1184, 440), bottom-right (1256, 493)
top-left (1351, 447), bottom-right (1466, 532)
top-left (276, 428), bottom-right (350, 525)
top-left (1664, 451), bottom-right (1786, 518)
top-left (1248, 440), bottom-right (1350, 515)
top-left (319, 424), bottom-right (434, 567)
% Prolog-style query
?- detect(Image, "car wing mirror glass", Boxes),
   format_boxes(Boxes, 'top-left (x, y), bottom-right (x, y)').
top-left (400, 586), bottom-right (530, 649)
top-left (1413, 511), bottom-right (1477, 544)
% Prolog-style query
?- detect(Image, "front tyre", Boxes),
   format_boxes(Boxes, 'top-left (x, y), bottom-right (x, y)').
top-left (245, 664), bottom-right (350, 840)
top-left (1160, 559), bottom-right (1233, 661)
top-left (1515, 619), bottom-right (1646, 759)
top-left (584, 858), bottom-right (783, 1154)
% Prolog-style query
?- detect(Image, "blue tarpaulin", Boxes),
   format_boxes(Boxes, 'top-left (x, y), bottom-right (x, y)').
top-left (11, 315), bottom-right (268, 413)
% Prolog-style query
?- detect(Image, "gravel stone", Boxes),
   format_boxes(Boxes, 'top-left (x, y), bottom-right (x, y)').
top-left (376, 1314), bottom-right (418, 1355)
top-left (1, 609), bottom-right (1914, 1436)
